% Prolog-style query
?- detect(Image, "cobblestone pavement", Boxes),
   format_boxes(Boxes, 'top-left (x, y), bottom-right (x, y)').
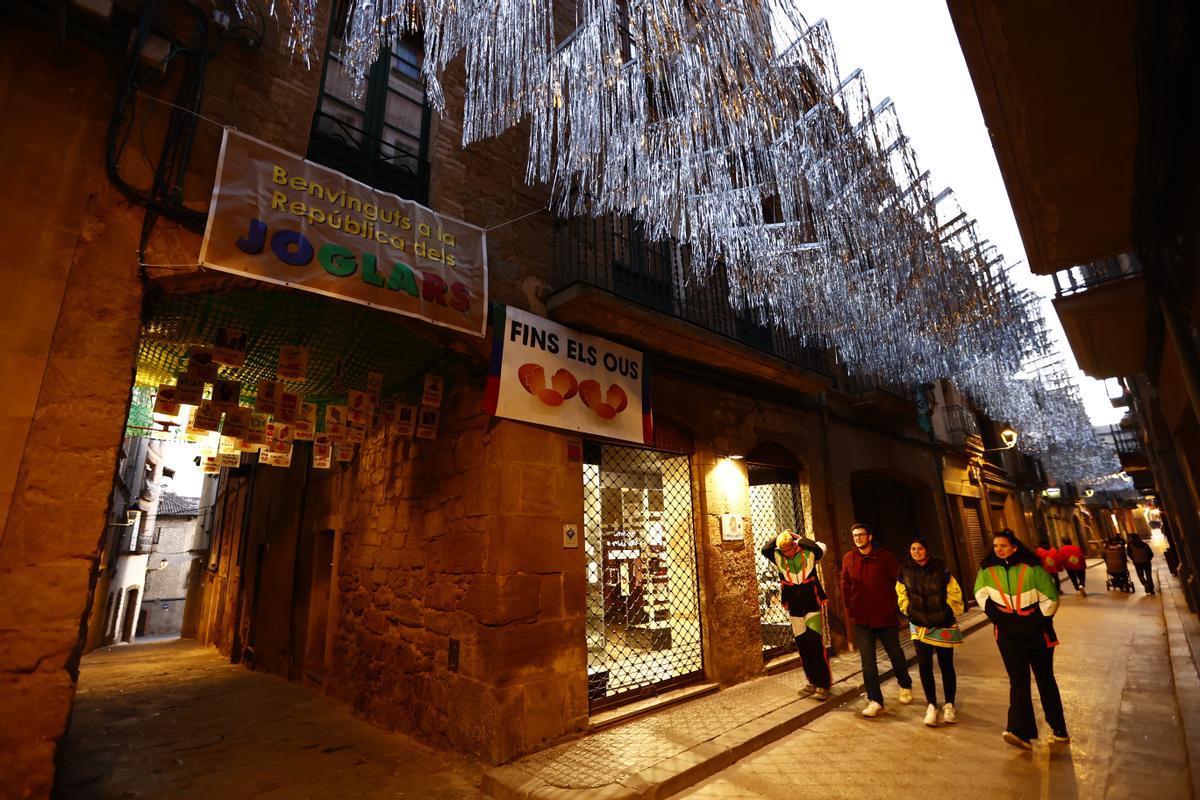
top-left (507, 607), bottom-right (990, 789)
top-left (678, 561), bottom-right (1194, 800)
top-left (56, 640), bottom-right (483, 799)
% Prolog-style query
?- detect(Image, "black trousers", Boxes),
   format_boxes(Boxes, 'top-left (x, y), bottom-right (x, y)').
top-left (794, 627), bottom-right (831, 689)
top-left (1066, 569), bottom-right (1086, 590)
top-left (914, 640), bottom-right (956, 705)
top-left (1134, 563), bottom-right (1154, 592)
top-left (853, 624), bottom-right (911, 704)
top-left (997, 639), bottom-right (1067, 740)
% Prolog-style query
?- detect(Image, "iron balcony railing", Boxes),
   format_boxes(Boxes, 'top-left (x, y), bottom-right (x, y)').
top-left (940, 404), bottom-right (981, 445)
top-left (308, 110), bottom-right (430, 205)
top-left (1103, 424), bottom-right (1144, 456)
top-left (553, 214), bottom-right (839, 379)
top-left (1053, 253), bottom-right (1142, 298)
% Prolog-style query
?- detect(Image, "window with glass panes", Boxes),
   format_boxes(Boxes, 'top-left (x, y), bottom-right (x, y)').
top-left (308, 0), bottom-right (431, 203)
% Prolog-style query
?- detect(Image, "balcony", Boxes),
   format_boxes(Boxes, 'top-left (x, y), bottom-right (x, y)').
top-left (937, 404), bottom-right (983, 448)
top-left (1102, 424), bottom-right (1149, 473)
top-left (1051, 253), bottom-right (1146, 379)
top-left (549, 215), bottom-right (837, 395)
top-left (307, 111), bottom-right (430, 205)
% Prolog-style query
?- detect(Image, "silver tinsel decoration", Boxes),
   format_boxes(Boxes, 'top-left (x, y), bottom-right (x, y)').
top-left (264, 2), bottom-right (1119, 484)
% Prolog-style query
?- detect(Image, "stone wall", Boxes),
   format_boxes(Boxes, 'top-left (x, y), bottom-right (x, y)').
top-left (0, 25), bottom-right (147, 798)
top-left (325, 384), bottom-right (588, 763)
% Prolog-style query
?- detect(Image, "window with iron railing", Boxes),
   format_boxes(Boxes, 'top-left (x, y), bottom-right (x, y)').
top-left (308, 0), bottom-right (431, 204)
top-left (1103, 425), bottom-right (1143, 455)
top-left (939, 404), bottom-right (981, 444)
top-left (1053, 252), bottom-right (1141, 297)
top-left (553, 214), bottom-right (837, 378)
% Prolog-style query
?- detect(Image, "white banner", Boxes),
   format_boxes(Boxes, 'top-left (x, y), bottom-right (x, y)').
top-left (486, 306), bottom-right (651, 444)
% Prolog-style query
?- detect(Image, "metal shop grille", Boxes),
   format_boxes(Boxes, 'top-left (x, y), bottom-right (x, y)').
top-left (583, 441), bottom-right (703, 712)
top-left (749, 465), bottom-right (804, 660)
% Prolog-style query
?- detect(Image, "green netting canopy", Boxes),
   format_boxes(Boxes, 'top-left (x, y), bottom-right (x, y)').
top-left (129, 288), bottom-right (458, 436)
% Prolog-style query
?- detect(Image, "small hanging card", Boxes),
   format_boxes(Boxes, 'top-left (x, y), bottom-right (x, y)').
top-left (221, 406), bottom-right (251, 440)
top-left (217, 451), bottom-right (241, 468)
top-left (186, 347), bottom-right (220, 383)
top-left (276, 345), bottom-right (309, 381)
top-left (175, 372), bottom-right (206, 405)
top-left (153, 385), bottom-right (181, 416)
top-left (380, 399), bottom-right (398, 424)
top-left (395, 404), bottom-right (417, 437)
top-left (416, 406), bottom-right (440, 439)
top-left (255, 380), bottom-right (280, 415)
top-left (201, 456), bottom-right (221, 474)
top-left (347, 423), bottom-right (366, 444)
top-left (277, 392), bottom-right (300, 423)
top-left (366, 371), bottom-right (384, 402)
top-left (294, 402), bottom-right (316, 440)
top-left (193, 401), bottom-right (223, 432)
top-left (325, 405), bottom-right (347, 439)
top-left (313, 444), bottom-right (332, 469)
top-left (212, 327), bottom-right (248, 367)
top-left (246, 412), bottom-right (270, 445)
top-left (422, 373), bottom-right (444, 407)
top-left (211, 379), bottom-right (241, 410)
top-left (347, 389), bottom-right (374, 424)
top-left (335, 442), bottom-right (355, 462)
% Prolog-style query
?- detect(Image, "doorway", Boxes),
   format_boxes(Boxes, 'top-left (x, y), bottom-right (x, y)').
top-left (747, 462), bottom-right (805, 660)
top-left (583, 441), bottom-right (703, 711)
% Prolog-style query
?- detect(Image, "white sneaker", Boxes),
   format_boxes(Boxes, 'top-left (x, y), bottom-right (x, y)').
top-left (923, 704), bottom-right (939, 727)
top-left (1079, 588), bottom-right (1087, 598)
top-left (812, 687), bottom-right (829, 701)
top-left (898, 687), bottom-right (913, 705)
top-left (862, 700), bottom-right (883, 718)
top-left (797, 683), bottom-right (816, 697)
top-left (942, 703), bottom-right (958, 724)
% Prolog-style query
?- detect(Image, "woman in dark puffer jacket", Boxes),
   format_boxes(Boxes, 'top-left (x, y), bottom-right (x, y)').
top-left (896, 537), bottom-right (964, 728)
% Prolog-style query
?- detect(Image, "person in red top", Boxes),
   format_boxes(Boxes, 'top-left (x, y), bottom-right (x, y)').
top-left (1058, 538), bottom-right (1087, 597)
top-left (1035, 543), bottom-right (1064, 593)
top-left (841, 522), bottom-right (913, 717)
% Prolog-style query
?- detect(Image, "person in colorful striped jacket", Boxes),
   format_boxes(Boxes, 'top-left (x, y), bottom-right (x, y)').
top-left (761, 529), bottom-right (831, 700)
top-left (974, 528), bottom-right (1070, 751)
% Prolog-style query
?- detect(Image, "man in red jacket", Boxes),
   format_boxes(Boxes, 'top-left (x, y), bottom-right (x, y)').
top-left (841, 522), bottom-right (913, 717)
top-left (1058, 538), bottom-right (1087, 597)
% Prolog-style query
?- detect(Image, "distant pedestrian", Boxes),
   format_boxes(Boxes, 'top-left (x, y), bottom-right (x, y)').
top-left (841, 523), bottom-right (913, 718)
top-left (1035, 542), bottom-right (1063, 593)
top-left (896, 537), bottom-right (964, 727)
top-left (761, 529), bottom-right (831, 700)
top-left (975, 529), bottom-right (1068, 750)
top-left (1126, 533), bottom-right (1155, 594)
top-left (1059, 537), bottom-right (1087, 597)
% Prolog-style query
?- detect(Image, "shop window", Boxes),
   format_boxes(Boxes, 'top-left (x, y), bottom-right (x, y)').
top-left (583, 441), bottom-right (703, 711)
top-left (308, 0), bottom-right (431, 204)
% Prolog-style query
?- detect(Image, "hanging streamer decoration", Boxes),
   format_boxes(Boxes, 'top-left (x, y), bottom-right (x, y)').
top-left (253, 1), bottom-right (1120, 485)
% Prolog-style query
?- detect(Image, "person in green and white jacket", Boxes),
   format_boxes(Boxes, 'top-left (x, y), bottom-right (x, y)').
top-left (974, 529), bottom-right (1070, 751)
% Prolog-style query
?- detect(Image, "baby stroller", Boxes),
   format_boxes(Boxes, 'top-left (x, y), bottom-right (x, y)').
top-left (1103, 540), bottom-right (1135, 593)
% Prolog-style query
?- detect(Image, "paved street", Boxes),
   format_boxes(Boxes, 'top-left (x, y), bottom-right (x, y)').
top-left (55, 640), bottom-right (482, 799)
top-left (678, 562), bottom-right (1193, 800)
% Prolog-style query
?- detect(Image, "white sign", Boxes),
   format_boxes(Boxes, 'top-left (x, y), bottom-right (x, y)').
top-left (563, 523), bottom-right (580, 549)
top-left (721, 513), bottom-right (745, 542)
top-left (488, 306), bottom-right (651, 444)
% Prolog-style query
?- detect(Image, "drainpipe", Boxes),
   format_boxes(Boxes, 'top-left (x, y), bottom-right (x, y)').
top-left (922, 385), bottom-right (968, 591)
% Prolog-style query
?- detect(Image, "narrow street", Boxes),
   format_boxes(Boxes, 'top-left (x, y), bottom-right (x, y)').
top-left (679, 562), bottom-right (1193, 800)
top-left (55, 640), bottom-right (482, 799)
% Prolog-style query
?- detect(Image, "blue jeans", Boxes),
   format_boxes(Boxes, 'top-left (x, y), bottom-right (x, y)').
top-left (853, 624), bottom-right (911, 704)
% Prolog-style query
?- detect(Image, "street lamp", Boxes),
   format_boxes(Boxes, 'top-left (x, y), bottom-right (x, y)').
top-left (984, 426), bottom-right (1019, 452)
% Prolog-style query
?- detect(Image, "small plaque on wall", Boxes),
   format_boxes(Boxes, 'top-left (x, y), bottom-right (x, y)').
top-left (563, 523), bottom-right (580, 549)
top-left (720, 513), bottom-right (744, 542)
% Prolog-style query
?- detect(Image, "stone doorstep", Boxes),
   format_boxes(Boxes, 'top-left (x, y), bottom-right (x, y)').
top-left (482, 610), bottom-right (993, 800)
top-left (1155, 563), bottom-right (1200, 797)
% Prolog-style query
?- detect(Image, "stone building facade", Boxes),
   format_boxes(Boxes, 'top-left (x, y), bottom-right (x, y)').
top-left (0, 4), bottom-right (1047, 796)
